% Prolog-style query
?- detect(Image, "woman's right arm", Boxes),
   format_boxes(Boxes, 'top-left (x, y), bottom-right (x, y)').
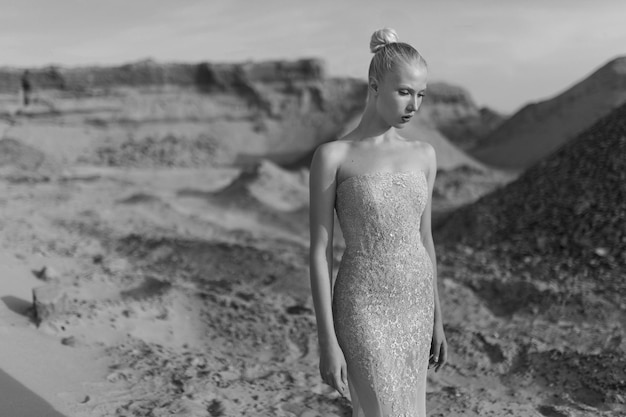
top-left (308, 142), bottom-right (348, 396)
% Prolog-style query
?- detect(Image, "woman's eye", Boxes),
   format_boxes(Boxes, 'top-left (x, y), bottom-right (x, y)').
top-left (399, 90), bottom-right (409, 96)
top-left (418, 93), bottom-right (425, 98)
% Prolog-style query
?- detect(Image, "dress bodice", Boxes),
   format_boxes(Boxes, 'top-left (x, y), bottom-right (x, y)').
top-left (335, 170), bottom-right (428, 258)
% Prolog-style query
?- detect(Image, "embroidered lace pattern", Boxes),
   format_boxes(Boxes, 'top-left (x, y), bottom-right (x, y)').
top-left (333, 171), bottom-right (434, 417)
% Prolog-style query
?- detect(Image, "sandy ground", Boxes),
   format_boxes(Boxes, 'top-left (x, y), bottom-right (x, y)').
top-left (0, 91), bottom-right (623, 416)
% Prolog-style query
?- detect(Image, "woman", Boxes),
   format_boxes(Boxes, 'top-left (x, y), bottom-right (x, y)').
top-left (308, 28), bottom-right (447, 416)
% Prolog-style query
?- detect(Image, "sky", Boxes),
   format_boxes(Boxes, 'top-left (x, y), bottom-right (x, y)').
top-left (1, 0), bottom-right (625, 113)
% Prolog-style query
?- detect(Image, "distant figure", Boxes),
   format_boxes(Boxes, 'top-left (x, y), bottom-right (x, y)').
top-left (309, 28), bottom-right (447, 416)
top-left (20, 70), bottom-right (32, 107)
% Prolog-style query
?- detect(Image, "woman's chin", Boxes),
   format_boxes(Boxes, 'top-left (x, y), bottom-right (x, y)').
top-left (394, 121), bottom-right (410, 129)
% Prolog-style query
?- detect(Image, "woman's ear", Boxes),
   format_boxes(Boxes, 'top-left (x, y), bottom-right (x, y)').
top-left (369, 77), bottom-right (379, 96)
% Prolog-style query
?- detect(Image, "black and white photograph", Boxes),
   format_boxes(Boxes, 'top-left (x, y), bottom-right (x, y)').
top-left (0, 1), bottom-right (624, 416)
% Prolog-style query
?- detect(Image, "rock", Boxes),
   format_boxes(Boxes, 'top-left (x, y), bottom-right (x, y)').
top-left (191, 356), bottom-right (207, 369)
top-left (285, 305), bottom-right (313, 315)
top-left (594, 247), bottom-right (609, 257)
top-left (32, 266), bottom-right (61, 282)
top-left (106, 369), bottom-right (130, 382)
top-left (32, 284), bottom-right (71, 324)
top-left (205, 399), bottom-right (226, 417)
top-left (61, 336), bottom-right (76, 346)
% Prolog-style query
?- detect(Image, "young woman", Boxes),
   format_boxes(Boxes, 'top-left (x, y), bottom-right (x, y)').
top-left (308, 28), bottom-right (447, 416)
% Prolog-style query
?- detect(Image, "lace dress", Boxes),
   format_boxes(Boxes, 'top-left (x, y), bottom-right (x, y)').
top-left (333, 171), bottom-right (434, 417)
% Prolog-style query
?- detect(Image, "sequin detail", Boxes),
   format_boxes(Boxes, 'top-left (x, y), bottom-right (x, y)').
top-left (333, 171), bottom-right (434, 417)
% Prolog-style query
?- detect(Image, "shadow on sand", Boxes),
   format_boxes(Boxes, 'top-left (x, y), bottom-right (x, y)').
top-left (1, 295), bottom-right (32, 317)
top-left (0, 369), bottom-right (68, 416)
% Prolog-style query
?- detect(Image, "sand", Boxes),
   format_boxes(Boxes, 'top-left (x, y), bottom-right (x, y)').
top-left (0, 86), bottom-right (622, 417)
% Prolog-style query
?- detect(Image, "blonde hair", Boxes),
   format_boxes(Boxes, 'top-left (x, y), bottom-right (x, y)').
top-left (368, 28), bottom-right (427, 81)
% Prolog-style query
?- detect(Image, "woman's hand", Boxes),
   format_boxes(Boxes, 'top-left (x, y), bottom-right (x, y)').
top-left (429, 319), bottom-right (447, 372)
top-left (319, 340), bottom-right (348, 397)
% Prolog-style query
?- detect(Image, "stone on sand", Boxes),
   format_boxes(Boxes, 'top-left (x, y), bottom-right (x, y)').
top-left (32, 284), bottom-right (71, 325)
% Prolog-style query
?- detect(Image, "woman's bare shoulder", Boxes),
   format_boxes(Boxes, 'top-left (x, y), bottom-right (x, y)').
top-left (395, 130), bottom-right (434, 152)
top-left (316, 139), bottom-right (353, 151)
top-left (412, 140), bottom-right (435, 157)
top-left (310, 140), bottom-right (351, 170)
top-left (402, 140), bottom-right (436, 175)
top-left (400, 137), bottom-right (434, 156)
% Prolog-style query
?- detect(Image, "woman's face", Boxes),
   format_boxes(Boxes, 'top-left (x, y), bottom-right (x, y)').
top-left (373, 61), bottom-right (428, 128)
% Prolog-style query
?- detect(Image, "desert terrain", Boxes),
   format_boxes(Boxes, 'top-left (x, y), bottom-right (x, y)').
top-left (0, 58), bottom-right (623, 417)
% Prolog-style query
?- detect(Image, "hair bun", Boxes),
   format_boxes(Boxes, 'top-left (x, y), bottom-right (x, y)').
top-left (369, 28), bottom-right (399, 53)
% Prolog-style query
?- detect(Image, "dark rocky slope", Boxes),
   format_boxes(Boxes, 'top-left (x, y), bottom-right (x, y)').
top-left (439, 101), bottom-right (626, 299)
top-left (433, 102), bottom-right (626, 416)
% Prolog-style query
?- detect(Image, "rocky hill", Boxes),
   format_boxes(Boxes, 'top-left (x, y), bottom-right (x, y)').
top-left (2, 59), bottom-right (514, 175)
top-left (0, 58), bottom-right (325, 93)
top-left (471, 56), bottom-right (626, 169)
top-left (0, 59), bottom-right (367, 169)
top-left (431, 103), bottom-right (626, 416)
top-left (438, 101), bottom-right (626, 299)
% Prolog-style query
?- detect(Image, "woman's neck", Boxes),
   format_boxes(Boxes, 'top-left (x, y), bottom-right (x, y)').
top-left (351, 97), bottom-right (396, 143)
top-left (350, 100), bottom-right (398, 143)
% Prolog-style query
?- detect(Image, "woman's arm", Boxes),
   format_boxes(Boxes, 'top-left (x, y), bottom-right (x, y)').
top-left (419, 143), bottom-right (447, 372)
top-left (308, 142), bottom-right (348, 395)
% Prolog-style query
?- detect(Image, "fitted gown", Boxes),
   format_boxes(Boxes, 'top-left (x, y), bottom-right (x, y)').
top-left (333, 170), bottom-right (435, 417)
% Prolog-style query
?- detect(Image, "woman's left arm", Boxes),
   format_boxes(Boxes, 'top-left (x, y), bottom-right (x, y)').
top-left (419, 143), bottom-right (447, 372)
